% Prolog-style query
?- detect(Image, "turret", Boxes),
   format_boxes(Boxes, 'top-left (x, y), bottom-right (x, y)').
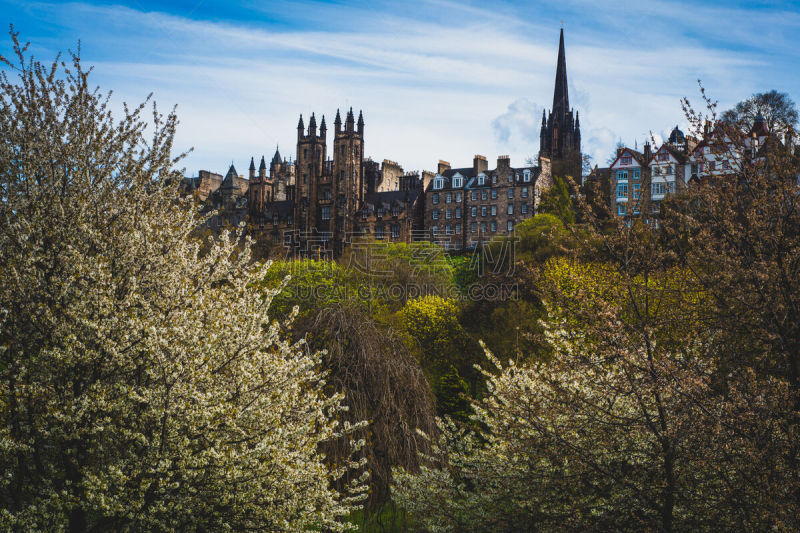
top-left (346, 107), bottom-right (355, 132)
top-left (357, 110), bottom-right (364, 135)
top-left (308, 112), bottom-right (317, 136)
top-left (320, 114), bottom-right (327, 138)
top-left (334, 108), bottom-right (342, 133)
top-left (297, 114), bottom-right (304, 139)
top-left (259, 155), bottom-right (267, 179)
top-left (249, 157), bottom-right (256, 179)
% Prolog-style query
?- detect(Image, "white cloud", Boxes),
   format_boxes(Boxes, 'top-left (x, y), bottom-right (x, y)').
top-left (7, 0), bottom-right (799, 176)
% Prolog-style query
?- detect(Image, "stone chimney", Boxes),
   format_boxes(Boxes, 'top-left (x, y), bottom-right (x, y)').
top-left (496, 155), bottom-right (511, 172)
top-left (438, 160), bottom-right (451, 175)
top-left (643, 141), bottom-right (652, 163)
top-left (473, 154), bottom-right (488, 175)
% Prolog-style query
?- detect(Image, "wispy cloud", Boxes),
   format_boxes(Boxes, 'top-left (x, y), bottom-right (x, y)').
top-left (2, 0), bottom-right (798, 175)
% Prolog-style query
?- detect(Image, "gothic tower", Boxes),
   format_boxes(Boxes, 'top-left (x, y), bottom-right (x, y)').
top-left (539, 28), bottom-right (582, 179)
top-left (331, 107), bottom-right (364, 254)
top-left (295, 112), bottom-right (327, 234)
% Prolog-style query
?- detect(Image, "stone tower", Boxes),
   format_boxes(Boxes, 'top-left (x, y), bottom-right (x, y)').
top-left (295, 113), bottom-right (327, 234)
top-left (331, 107), bottom-right (365, 254)
top-left (539, 28), bottom-right (582, 179)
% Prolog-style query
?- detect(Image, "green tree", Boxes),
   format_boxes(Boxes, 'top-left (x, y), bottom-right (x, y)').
top-left (720, 89), bottom-right (798, 135)
top-left (0, 32), bottom-right (364, 531)
top-left (536, 175), bottom-right (576, 225)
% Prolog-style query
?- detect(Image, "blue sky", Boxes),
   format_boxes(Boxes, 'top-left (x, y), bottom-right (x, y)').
top-left (3, 0), bottom-right (799, 175)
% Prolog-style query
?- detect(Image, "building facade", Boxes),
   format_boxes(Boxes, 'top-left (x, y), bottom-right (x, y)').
top-left (182, 28), bottom-right (580, 256)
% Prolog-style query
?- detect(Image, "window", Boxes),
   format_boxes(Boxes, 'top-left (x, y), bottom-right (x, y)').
top-left (481, 206), bottom-right (487, 217)
top-left (481, 190), bottom-right (488, 200)
top-left (633, 183), bottom-right (640, 199)
top-left (446, 192), bottom-right (452, 203)
top-left (709, 161), bottom-right (716, 171)
top-left (321, 206), bottom-right (331, 220)
top-left (633, 169), bottom-right (640, 179)
top-left (446, 209), bottom-right (452, 219)
top-left (508, 189), bottom-right (514, 199)
top-left (431, 226), bottom-right (437, 236)
top-left (507, 204), bottom-right (514, 215)
top-left (284, 232), bottom-right (292, 245)
top-left (432, 209), bottom-right (439, 220)
top-left (491, 221), bottom-right (497, 232)
top-left (524, 169), bottom-right (531, 182)
top-left (491, 205), bottom-right (497, 216)
top-left (651, 182), bottom-right (667, 196)
top-left (377, 207), bottom-right (384, 218)
top-left (617, 204), bottom-right (626, 215)
top-left (723, 160), bottom-right (730, 170)
top-left (659, 153), bottom-right (669, 162)
top-left (471, 191), bottom-right (477, 201)
top-left (453, 176), bottom-right (463, 188)
top-left (392, 224), bottom-right (401, 238)
top-left (653, 166), bottom-right (661, 175)
top-left (434, 178), bottom-right (444, 190)
top-left (323, 190), bottom-right (331, 200)
top-left (478, 174), bottom-right (485, 185)
top-left (491, 189), bottom-right (497, 199)
top-left (522, 204), bottom-right (528, 214)
top-left (455, 207), bottom-right (462, 218)
top-left (522, 187), bottom-right (528, 198)
top-left (445, 224), bottom-right (452, 235)
top-left (621, 155), bottom-right (632, 165)
top-left (471, 222), bottom-right (477, 233)
top-left (616, 183), bottom-right (628, 198)
top-left (471, 206), bottom-right (477, 217)
top-left (376, 226), bottom-right (385, 239)
top-left (433, 193), bottom-right (439, 204)
top-left (616, 170), bottom-right (628, 180)
top-left (392, 206), bottom-right (400, 216)
top-left (481, 222), bottom-right (487, 233)
top-left (667, 164), bottom-right (674, 174)
top-left (507, 220), bottom-right (514, 232)
top-left (455, 223), bottom-right (461, 234)
top-left (456, 191), bottom-right (462, 202)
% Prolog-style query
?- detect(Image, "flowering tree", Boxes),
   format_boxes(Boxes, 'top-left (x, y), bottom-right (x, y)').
top-left (0, 31), bottom-right (365, 531)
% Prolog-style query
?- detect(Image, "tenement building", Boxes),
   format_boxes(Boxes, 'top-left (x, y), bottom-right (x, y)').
top-left (181, 28), bottom-right (580, 256)
top-left (598, 115), bottom-right (796, 223)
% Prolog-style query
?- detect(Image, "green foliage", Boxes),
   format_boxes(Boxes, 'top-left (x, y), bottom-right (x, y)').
top-left (537, 175), bottom-right (576, 224)
top-left (395, 296), bottom-right (481, 417)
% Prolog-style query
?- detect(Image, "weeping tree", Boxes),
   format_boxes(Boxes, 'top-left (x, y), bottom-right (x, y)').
top-left (0, 30), bottom-right (365, 531)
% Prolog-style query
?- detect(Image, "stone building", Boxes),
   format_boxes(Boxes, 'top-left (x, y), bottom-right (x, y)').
top-left (182, 27), bottom-right (581, 256)
top-left (424, 155), bottom-right (550, 251)
top-left (539, 28), bottom-right (582, 180)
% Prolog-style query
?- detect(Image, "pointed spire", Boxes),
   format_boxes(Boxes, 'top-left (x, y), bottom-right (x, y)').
top-left (541, 109), bottom-right (547, 125)
top-left (320, 114), bottom-right (327, 133)
top-left (552, 28), bottom-right (569, 118)
top-left (335, 108), bottom-right (342, 125)
top-left (271, 145), bottom-right (281, 167)
top-left (297, 114), bottom-right (304, 130)
top-left (259, 155), bottom-right (267, 170)
top-left (222, 164), bottom-right (238, 189)
top-left (309, 112), bottom-right (316, 130)
top-left (357, 110), bottom-right (364, 126)
top-left (575, 110), bottom-right (580, 129)
top-left (249, 157), bottom-right (256, 170)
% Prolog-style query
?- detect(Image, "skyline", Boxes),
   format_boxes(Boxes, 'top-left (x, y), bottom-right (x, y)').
top-left (2, 0), bottom-right (799, 176)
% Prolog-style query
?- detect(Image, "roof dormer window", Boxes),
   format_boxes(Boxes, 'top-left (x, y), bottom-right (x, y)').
top-left (477, 173), bottom-right (486, 186)
top-left (433, 177), bottom-right (444, 190)
top-left (452, 176), bottom-right (462, 188)
top-left (523, 169), bottom-right (531, 182)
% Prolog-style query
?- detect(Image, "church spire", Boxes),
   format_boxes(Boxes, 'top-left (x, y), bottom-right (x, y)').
top-left (552, 27), bottom-right (569, 118)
